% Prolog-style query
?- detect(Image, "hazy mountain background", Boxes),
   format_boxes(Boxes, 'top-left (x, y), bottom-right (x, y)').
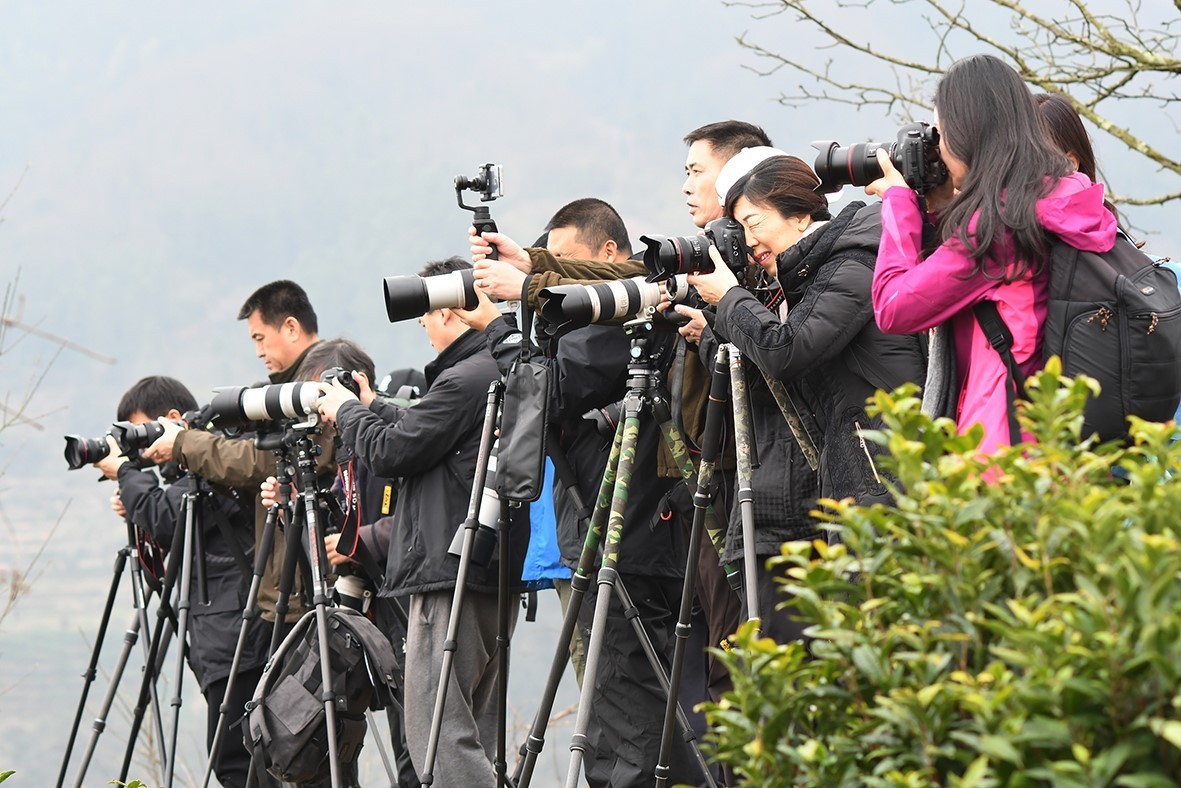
top-left (1, 1), bottom-right (1176, 783)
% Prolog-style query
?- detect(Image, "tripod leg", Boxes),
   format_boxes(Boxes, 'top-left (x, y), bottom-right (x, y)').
top-left (495, 499), bottom-right (512, 788)
top-left (269, 498), bottom-right (304, 656)
top-left (57, 546), bottom-right (129, 788)
top-left (420, 381), bottom-right (502, 786)
top-left (513, 420), bottom-right (624, 788)
top-left (202, 503), bottom-right (280, 788)
top-left (164, 491), bottom-right (199, 788)
top-left (728, 349), bottom-right (760, 627)
top-left (565, 403), bottom-right (642, 788)
top-left (119, 515), bottom-right (185, 783)
top-left (657, 344), bottom-right (731, 786)
top-left (69, 611), bottom-right (145, 788)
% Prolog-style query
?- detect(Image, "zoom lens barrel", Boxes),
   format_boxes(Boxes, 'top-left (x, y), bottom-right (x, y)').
top-left (383, 270), bottom-right (479, 323)
top-left (539, 275), bottom-right (688, 332)
top-left (63, 435), bottom-right (111, 470)
top-left (209, 382), bottom-right (322, 427)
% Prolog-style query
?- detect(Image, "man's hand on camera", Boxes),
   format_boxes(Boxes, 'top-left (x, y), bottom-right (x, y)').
top-left (674, 305), bottom-right (708, 345)
top-left (470, 227), bottom-right (531, 274)
top-left (142, 418), bottom-right (183, 464)
top-left (687, 246), bottom-right (740, 306)
top-left (317, 379), bottom-right (358, 425)
top-left (324, 533), bottom-right (355, 567)
top-left (110, 489), bottom-right (127, 519)
top-left (452, 287), bottom-right (503, 332)
top-left (473, 258), bottom-right (527, 301)
top-left (94, 435), bottom-right (127, 479)
top-left (353, 371), bottom-right (377, 407)
top-left (864, 148), bottom-right (909, 198)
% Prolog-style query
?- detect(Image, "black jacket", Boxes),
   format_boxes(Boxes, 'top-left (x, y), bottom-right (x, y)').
top-left (711, 201), bottom-right (926, 509)
top-left (117, 464), bottom-right (268, 691)
top-left (484, 316), bottom-right (687, 579)
top-left (336, 329), bottom-right (528, 598)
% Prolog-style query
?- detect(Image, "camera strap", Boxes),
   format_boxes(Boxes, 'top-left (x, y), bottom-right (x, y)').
top-left (336, 458), bottom-right (363, 558)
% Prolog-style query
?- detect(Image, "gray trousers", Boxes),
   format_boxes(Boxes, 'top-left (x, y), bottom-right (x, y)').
top-left (403, 589), bottom-right (519, 786)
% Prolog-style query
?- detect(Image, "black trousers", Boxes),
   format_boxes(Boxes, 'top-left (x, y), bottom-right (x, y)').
top-left (204, 666), bottom-right (276, 788)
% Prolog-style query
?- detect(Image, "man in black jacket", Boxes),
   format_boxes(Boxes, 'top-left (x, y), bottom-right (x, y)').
top-left (316, 257), bottom-right (527, 786)
top-left (463, 201), bottom-right (696, 787)
top-left (96, 376), bottom-right (272, 788)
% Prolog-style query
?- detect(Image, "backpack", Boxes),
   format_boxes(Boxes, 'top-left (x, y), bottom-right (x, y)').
top-left (975, 234), bottom-right (1181, 443)
top-left (244, 606), bottom-right (401, 785)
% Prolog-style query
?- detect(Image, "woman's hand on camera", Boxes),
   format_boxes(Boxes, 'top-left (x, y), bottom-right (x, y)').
top-left (473, 258), bottom-right (527, 301)
top-left (687, 246), bottom-right (740, 306)
top-left (317, 379), bottom-right (358, 425)
top-left (452, 287), bottom-right (503, 332)
top-left (470, 227), bottom-right (531, 274)
top-left (864, 148), bottom-right (909, 197)
top-left (141, 418), bottom-right (183, 465)
top-left (94, 434), bottom-right (126, 480)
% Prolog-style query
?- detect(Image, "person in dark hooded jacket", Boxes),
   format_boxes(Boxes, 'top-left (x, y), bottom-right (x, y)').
top-left (690, 154), bottom-right (926, 641)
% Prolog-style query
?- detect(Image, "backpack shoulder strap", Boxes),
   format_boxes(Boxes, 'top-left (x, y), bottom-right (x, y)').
top-left (973, 300), bottom-right (1025, 445)
top-left (334, 608), bottom-right (402, 708)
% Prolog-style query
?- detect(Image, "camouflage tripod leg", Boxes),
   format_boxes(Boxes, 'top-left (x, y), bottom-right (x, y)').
top-left (512, 420), bottom-right (625, 788)
top-left (728, 347), bottom-right (761, 626)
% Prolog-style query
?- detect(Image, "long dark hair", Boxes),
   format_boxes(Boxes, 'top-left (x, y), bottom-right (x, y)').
top-left (935, 54), bottom-right (1070, 282)
top-left (724, 155), bottom-right (832, 223)
top-left (1034, 92), bottom-right (1119, 221)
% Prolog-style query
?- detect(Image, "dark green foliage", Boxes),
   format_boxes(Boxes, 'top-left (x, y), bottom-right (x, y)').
top-left (705, 360), bottom-right (1181, 786)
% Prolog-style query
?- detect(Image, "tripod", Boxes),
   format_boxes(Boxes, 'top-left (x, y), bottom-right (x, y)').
top-left (557, 313), bottom-right (726, 788)
top-left (59, 519), bottom-right (169, 788)
top-left (418, 380), bottom-right (517, 787)
top-left (655, 342), bottom-right (766, 785)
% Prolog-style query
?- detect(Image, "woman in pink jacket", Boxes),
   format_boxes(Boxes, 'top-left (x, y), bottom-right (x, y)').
top-left (866, 54), bottom-right (1117, 454)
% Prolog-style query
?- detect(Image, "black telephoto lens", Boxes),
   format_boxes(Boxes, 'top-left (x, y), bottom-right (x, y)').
top-left (640, 234), bottom-right (712, 281)
top-left (813, 140), bottom-right (887, 193)
top-left (110, 421), bottom-right (166, 454)
top-left (63, 435), bottom-right (111, 470)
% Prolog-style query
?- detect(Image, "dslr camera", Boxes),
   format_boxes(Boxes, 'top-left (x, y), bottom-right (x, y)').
top-left (641, 217), bottom-right (750, 283)
top-left (813, 121), bottom-right (948, 195)
top-left (319, 366), bottom-right (360, 396)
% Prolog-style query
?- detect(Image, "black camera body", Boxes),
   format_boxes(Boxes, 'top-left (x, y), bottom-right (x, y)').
top-left (813, 121), bottom-right (949, 195)
top-left (320, 366), bottom-right (360, 396)
top-left (642, 217), bottom-right (750, 283)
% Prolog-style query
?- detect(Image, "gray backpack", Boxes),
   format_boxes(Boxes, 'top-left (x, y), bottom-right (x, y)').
top-left (245, 606), bottom-right (401, 785)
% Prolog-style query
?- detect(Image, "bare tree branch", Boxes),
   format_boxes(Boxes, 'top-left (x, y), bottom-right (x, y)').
top-left (727, 0), bottom-right (1181, 206)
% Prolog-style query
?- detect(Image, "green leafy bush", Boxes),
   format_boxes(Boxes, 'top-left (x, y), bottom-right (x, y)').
top-left (705, 361), bottom-right (1181, 786)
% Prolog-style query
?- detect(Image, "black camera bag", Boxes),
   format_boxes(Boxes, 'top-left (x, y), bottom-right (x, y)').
top-left (244, 606), bottom-right (400, 785)
top-left (496, 276), bottom-right (550, 502)
top-left (975, 233), bottom-right (1181, 443)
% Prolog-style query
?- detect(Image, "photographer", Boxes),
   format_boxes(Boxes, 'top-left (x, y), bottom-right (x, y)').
top-left (315, 257), bottom-right (528, 786)
top-left (466, 199), bottom-right (696, 786)
top-left (95, 376), bottom-right (272, 788)
top-left (866, 54), bottom-right (1116, 454)
top-left (688, 154), bottom-right (926, 636)
top-left (142, 280), bottom-right (330, 623)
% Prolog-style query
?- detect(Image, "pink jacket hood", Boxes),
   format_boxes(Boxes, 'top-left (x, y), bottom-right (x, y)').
top-left (1034, 173), bottom-right (1117, 254)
